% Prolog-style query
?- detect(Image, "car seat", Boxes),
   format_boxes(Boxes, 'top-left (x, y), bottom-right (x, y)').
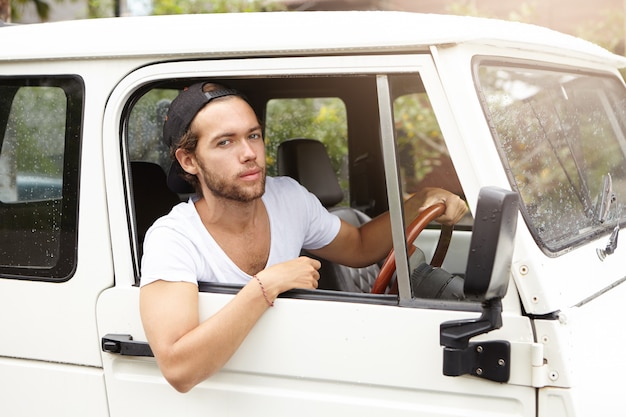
top-left (277, 138), bottom-right (381, 292)
top-left (130, 161), bottom-right (181, 262)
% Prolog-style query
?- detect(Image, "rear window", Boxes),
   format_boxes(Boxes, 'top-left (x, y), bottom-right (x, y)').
top-left (0, 77), bottom-right (83, 280)
top-left (265, 97), bottom-right (349, 205)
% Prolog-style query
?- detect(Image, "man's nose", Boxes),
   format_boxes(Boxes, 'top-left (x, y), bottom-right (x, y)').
top-left (240, 139), bottom-right (257, 162)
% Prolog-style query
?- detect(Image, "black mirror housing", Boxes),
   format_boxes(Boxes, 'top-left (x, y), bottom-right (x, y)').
top-left (464, 186), bottom-right (519, 301)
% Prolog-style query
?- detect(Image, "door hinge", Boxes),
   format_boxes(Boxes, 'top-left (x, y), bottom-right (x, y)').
top-left (530, 342), bottom-right (550, 388)
top-left (442, 340), bottom-right (510, 383)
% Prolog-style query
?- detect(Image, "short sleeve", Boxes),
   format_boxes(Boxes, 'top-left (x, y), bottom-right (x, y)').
top-left (140, 220), bottom-right (202, 287)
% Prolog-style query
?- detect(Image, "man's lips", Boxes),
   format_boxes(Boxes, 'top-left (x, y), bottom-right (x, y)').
top-left (239, 168), bottom-right (262, 180)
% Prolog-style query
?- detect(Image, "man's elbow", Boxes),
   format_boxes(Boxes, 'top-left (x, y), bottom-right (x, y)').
top-left (158, 358), bottom-right (218, 393)
top-left (167, 376), bottom-right (196, 394)
top-left (163, 368), bottom-right (210, 393)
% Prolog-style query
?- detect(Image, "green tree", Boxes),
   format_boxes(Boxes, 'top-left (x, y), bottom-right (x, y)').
top-left (87, 0), bottom-right (111, 18)
top-left (446, 0), bottom-right (625, 56)
top-left (446, 0), bottom-right (537, 22)
top-left (264, 98), bottom-right (347, 178)
top-left (150, 0), bottom-right (284, 16)
top-left (394, 93), bottom-right (447, 190)
top-left (0, 0), bottom-right (9, 21)
top-left (86, 0), bottom-right (285, 21)
top-left (576, 8), bottom-right (625, 55)
top-left (9, 0), bottom-right (51, 21)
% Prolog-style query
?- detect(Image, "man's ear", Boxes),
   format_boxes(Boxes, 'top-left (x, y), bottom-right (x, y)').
top-left (175, 148), bottom-right (199, 175)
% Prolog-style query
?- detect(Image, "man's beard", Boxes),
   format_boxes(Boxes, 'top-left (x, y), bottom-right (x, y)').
top-left (199, 162), bottom-right (266, 203)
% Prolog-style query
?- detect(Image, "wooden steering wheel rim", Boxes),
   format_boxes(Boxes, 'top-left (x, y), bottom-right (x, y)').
top-left (371, 203), bottom-right (451, 294)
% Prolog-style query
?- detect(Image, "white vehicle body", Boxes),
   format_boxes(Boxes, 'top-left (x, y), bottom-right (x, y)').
top-left (0, 11), bottom-right (625, 417)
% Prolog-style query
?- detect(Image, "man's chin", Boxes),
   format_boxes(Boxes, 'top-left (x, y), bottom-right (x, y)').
top-left (215, 184), bottom-right (265, 203)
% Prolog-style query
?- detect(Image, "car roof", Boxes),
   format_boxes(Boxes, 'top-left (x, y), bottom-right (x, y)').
top-left (3, 11), bottom-right (625, 66)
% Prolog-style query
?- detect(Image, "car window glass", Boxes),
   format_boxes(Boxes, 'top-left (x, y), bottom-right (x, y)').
top-left (265, 97), bottom-right (349, 206)
top-left (1, 87), bottom-right (64, 202)
top-left (0, 78), bottom-right (82, 280)
top-left (394, 92), bottom-right (464, 201)
top-left (390, 74), bottom-right (469, 301)
top-left (127, 88), bottom-right (177, 172)
top-left (476, 63), bottom-right (626, 254)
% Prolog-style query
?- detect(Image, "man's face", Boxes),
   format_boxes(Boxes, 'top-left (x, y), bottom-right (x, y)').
top-left (187, 96), bottom-right (266, 203)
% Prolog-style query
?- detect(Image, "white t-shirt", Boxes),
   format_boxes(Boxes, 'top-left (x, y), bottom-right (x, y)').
top-left (140, 176), bottom-right (341, 287)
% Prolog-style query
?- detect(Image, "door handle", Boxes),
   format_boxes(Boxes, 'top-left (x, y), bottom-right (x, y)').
top-left (102, 334), bottom-right (154, 357)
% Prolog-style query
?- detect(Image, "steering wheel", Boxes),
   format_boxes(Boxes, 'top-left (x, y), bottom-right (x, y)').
top-left (371, 203), bottom-right (453, 294)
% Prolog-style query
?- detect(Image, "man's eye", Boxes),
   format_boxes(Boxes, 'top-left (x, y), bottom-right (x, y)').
top-left (217, 139), bottom-right (232, 147)
top-left (250, 133), bottom-right (262, 140)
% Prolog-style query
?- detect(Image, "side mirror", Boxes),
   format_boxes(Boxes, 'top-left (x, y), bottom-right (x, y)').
top-left (464, 186), bottom-right (519, 301)
top-left (439, 186), bottom-right (519, 383)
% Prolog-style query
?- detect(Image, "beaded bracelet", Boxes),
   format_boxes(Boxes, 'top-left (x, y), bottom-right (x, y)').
top-left (253, 275), bottom-right (274, 307)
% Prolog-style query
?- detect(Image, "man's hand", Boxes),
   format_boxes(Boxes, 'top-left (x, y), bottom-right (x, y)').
top-left (309, 187), bottom-right (468, 270)
top-left (256, 256), bottom-right (321, 300)
top-left (406, 187), bottom-right (468, 226)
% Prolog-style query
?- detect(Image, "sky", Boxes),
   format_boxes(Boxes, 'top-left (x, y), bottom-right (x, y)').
top-left (126, 0), bottom-right (152, 16)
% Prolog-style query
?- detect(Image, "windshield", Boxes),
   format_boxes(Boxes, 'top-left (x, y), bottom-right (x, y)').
top-left (475, 61), bottom-right (626, 255)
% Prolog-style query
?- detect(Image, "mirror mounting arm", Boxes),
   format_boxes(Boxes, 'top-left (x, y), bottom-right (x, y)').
top-left (440, 299), bottom-right (510, 383)
top-left (440, 298), bottom-right (502, 350)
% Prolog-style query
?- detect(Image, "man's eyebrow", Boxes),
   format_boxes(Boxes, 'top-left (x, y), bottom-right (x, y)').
top-left (210, 125), bottom-right (262, 143)
top-left (240, 125), bottom-right (263, 137)
top-left (248, 124), bottom-right (263, 133)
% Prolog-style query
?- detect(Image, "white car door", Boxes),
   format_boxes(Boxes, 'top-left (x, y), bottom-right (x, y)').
top-left (97, 55), bottom-right (537, 417)
top-left (0, 74), bottom-right (110, 416)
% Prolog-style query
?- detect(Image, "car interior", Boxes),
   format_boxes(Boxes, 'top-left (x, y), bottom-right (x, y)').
top-left (126, 74), bottom-right (471, 301)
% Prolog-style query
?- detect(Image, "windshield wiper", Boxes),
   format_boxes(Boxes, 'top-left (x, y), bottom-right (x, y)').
top-left (597, 225), bottom-right (620, 261)
top-left (528, 98), bottom-right (594, 216)
top-left (595, 173), bottom-right (616, 224)
top-left (595, 173), bottom-right (620, 260)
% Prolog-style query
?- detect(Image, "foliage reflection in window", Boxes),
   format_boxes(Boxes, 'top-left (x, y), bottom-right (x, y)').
top-left (265, 97), bottom-right (349, 204)
top-left (477, 64), bottom-right (626, 252)
top-left (394, 93), bottom-right (464, 201)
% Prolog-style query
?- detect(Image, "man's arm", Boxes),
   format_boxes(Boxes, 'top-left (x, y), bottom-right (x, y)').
top-left (310, 187), bottom-right (467, 268)
top-left (140, 256), bottom-right (321, 393)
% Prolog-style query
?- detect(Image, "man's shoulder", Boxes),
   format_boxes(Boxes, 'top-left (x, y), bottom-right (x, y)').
top-left (264, 176), bottom-right (311, 209)
top-left (267, 175), bottom-right (299, 186)
top-left (150, 199), bottom-right (197, 231)
top-left (266, 175), bottom-right (304, 193)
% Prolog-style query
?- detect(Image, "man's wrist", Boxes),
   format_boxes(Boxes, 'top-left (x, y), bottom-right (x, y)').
top-left (253, 275), bottom-right (274, 307)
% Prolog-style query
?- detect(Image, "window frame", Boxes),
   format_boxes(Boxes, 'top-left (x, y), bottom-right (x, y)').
top-left (0, 75), bottom-right (83, 281)
top-left (117, 55), bottom-right (474, 311)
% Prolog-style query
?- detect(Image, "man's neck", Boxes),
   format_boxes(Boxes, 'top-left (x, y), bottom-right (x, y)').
top-left (195, 195), bottom-right (264, 234)
top-left (194, 193), bottom-right (271, 275)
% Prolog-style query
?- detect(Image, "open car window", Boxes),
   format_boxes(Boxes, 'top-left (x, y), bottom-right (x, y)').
top-left (125, 73), bottom-right (469, 307)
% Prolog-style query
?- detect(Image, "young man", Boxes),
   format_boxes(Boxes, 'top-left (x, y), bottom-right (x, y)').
top-left (139, 82), bottom-right (468, 393)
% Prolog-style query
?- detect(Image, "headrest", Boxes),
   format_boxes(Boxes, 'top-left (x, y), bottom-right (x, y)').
top-left (277, 138), bottom-right (344, 207)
